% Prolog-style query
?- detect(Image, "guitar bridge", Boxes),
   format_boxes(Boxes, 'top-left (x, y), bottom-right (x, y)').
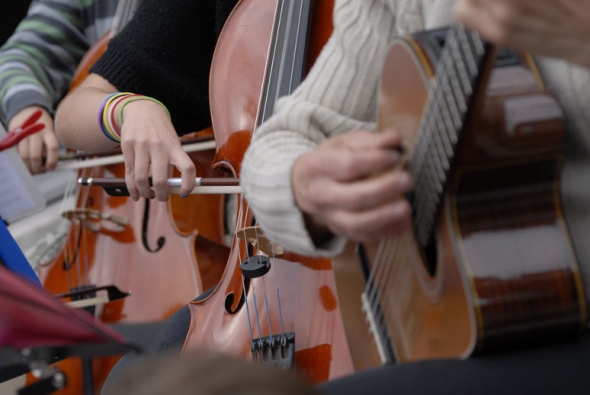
top-left (251, 332), bottom-right (295, 370)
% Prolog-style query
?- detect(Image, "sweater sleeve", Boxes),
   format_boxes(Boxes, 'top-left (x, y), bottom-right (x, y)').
top-left (0, 0), bottom-right (97, 126)
top-left (241, 0), bottom-right (404, 257)
top-left (90, 0), bottom-right (238, 136)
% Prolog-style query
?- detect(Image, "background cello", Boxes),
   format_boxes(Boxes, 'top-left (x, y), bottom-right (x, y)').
top-left (28, 1), bottom-right (228, 392)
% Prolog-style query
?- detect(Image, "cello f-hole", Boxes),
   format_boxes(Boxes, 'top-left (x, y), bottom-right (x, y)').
top-left (141, 198), bottom-right (165, 253)
top-left (225, 277), bottom-right (250, 314)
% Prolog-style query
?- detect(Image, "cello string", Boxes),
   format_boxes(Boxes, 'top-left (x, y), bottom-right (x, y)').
top-left (261, 277), bottom-right (275, 344)
top-left (242, 0), bottom-right (290, 343)
top-left (250, 282), bottom-right (264, 343)
top-left (259, 225), bottom-right (286, 339)
top-left (236, 193), bottom-right (256, 345)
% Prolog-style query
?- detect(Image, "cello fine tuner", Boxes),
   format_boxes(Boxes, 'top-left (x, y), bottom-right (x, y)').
top-left (235, 226), bottom-right (284, 256)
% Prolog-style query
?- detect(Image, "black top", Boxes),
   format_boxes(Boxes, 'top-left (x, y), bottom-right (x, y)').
top-left (90, 0), bottom-right (238, 135)
top-left (0, 0), bottom-right (33, 45)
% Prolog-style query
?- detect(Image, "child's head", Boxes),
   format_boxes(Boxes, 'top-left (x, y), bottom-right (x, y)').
top-left (106, 351), bottom-right (321, 395)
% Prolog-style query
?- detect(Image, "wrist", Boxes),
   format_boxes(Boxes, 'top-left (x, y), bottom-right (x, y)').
top-left (97, 93), bottom-right (170, 143)
top-left (302, 213), bottom-right (334, 247)
top-left (292, 153), bottom-right (334, 246)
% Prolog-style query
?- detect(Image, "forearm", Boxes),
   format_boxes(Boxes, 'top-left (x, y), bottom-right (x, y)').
top-left (55, 74), bottom-right (118, 152)
top-left (242, 0), bottom-right (399, 256)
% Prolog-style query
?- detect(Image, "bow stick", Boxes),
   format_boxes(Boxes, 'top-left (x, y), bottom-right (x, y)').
top-left (79, 177), bottom-right (242, 196)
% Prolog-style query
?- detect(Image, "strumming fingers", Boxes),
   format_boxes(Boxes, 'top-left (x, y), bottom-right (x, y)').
top-left (309, 146), bottom-right (402, 183)
top-left (324, 200), bottom-right (412, 243)
top-left (313, 170), bottom-right (413, 212)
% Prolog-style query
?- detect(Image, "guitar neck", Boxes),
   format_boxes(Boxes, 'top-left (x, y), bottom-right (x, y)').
top-left (409, 24), bottom-right (493, 248)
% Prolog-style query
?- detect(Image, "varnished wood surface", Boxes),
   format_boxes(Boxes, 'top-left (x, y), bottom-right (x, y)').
top-left (185, 0), bottom-right (353, 384)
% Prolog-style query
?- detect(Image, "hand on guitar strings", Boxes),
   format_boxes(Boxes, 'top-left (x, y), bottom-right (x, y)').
top-left (291, 129), bottom-right (413, 245)
top-left (455, 0), bottom-right (590, 68)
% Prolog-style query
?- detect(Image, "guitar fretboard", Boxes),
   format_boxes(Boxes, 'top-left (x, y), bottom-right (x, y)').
top-left (409, 25), bottom-right (490, 247)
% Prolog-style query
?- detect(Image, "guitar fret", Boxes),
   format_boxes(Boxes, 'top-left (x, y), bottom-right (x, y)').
top-left (438, 88), bottom-right (459, 156)
top-left (443, 65), bottom-right (466, 128)
top-left (409, 25), bottom-right (489, 249)
top-left (471, 31), bottom-right (486, 56)
top-left (432, 122), bottom-right (451, 173)
top-left (458, 26), bottom-right (478, 76)
top-left (429, 136), bottom-right (448, 183)
top-left (449, 35), bottom-right (473, 97)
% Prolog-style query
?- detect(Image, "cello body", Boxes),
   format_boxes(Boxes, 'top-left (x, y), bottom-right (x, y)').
top-left (183, 0), bottom-right (354, 384)
top-left (333, 28), bottom-right (586, 370)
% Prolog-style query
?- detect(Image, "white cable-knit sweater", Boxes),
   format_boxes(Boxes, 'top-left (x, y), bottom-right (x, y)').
top-left (241, 0), bottom-right (590, 306)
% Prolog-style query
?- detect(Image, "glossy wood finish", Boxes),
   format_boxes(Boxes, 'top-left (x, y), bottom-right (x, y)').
top-left (185, 0), bottom-right (353, 384)
top-left (69, 33), bottom-right (109, 90)
top-left (334, 34), bottom-right (585, 369)
top-left (305, 0), bottom-right (334, 74)
top-left (184, 208), bottom-right (352, 383)
top-left (171, 129), bottom-right (227, 245)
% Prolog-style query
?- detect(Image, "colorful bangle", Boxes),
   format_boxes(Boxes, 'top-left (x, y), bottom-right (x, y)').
top-left (97, 92), bottom-right (119, 140)
top-left (116, 95), bottom-right (171, 130)
top-left (108, 94), bottom-right (139, 139)
top-left (98, 92), bottom-right (131, 143)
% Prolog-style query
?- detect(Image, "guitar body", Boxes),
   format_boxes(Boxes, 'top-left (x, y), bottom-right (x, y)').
top-left (333, 29), bottom-right (587, 370)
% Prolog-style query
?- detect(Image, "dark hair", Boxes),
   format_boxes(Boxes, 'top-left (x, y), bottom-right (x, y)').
top-left (105, 351), bottom-right (322, 395)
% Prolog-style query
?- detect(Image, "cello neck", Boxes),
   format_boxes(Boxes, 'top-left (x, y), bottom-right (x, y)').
top-left (256, 0), bottom-right (314, 126)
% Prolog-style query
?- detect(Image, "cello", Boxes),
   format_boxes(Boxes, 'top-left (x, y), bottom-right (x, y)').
top-left (182, 0), bottom-right (353, 384)
top-left (28, 1), bottom-right (228, 393)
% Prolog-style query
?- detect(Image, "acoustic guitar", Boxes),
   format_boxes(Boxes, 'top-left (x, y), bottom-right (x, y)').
top-left (333, 25), bottom-right (587, 371)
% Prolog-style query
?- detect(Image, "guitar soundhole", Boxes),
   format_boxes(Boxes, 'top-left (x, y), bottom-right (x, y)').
top-left (420, 236), bottom-right (437, 277)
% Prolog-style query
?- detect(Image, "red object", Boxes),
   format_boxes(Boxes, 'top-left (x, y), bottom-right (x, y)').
top-left (0, 265), bottom-right (126, 350)
top-left (0, 109), bottom-right (45, 152)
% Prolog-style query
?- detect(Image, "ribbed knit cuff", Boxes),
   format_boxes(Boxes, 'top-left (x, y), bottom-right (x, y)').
top-left (2, 91), bottom-right (52, 127)
top-left (242, 131), bottom-right (347, 258)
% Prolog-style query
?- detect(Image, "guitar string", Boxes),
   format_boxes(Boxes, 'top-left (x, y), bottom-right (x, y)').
top-left (367, 25), bottom-right (482, 348)
top-left (366, 25), bottom-right (458, 325)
